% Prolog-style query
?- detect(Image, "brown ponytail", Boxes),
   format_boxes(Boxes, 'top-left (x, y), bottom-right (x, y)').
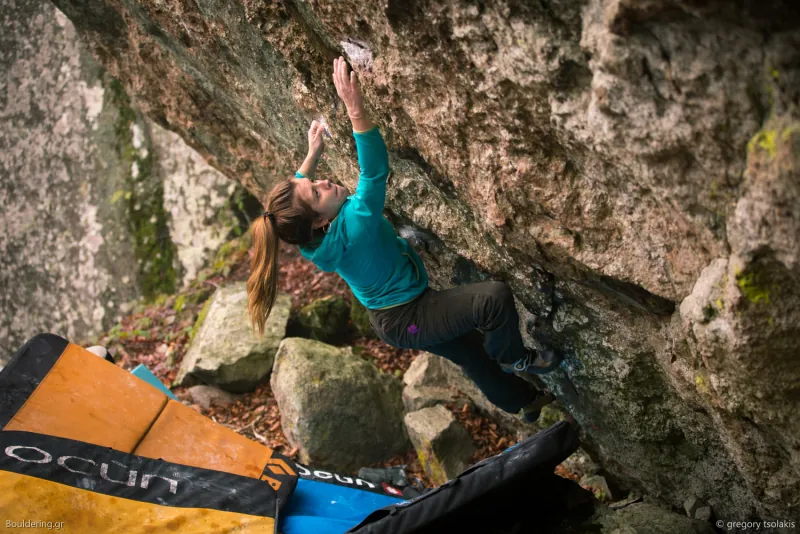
top-left (246, 178), bottom-right (322, 337)
top-left (247, 214), bottom-right (280, 338)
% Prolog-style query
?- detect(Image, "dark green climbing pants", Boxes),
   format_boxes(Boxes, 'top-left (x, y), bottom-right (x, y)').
top-left (367, 281), bottom-right (538, 413)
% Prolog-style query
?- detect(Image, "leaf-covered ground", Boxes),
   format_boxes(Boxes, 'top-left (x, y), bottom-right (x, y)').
top-left (94, 234), bottom-right (585, 492)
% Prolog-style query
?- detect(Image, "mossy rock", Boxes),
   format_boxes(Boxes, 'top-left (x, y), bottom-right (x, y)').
top-left (404, 405), bottom-right (475, 485)
top-left (350, 295), bottom-right (376, 338)
top-left (270, 338), bottom-right (408, 471)
top-left (735, 269), bottom-right (771, 305)
top-left (297, 295), bottom-right (350, 344)
top-left (211, 234), bottom-right (252, 275)
top-left (107, 78), bottom-right (178, 300)
top-left (189, 297), bottom-right (213, 344)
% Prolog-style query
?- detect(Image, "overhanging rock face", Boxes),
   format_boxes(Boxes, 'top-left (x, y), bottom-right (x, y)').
top-left (53, 0), bottom-right (800, 522)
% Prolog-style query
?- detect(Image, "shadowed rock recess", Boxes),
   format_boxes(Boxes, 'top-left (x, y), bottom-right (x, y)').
top-left (53, 0), bottom-right (800, 523)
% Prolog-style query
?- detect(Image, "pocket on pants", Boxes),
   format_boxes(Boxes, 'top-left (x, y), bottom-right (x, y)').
top-left (369, 309), bottom-right (407, 348)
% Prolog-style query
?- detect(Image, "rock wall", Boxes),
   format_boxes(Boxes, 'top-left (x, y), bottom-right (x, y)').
top-left (0, 0), bottom-right (251, 361)
top-left (50, 0), bottom-right (800, 524)
top-left (155, 122), bottom-right (247, 287)
top-left (0, 0), bottom-right (140, 359)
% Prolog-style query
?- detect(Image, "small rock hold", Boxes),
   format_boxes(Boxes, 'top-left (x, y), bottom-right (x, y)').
top-left (683, 496), bottom-right (702, 517)
top-left (340, 39), bottom-right (373, 70)
top-left (188, 385), bottom-right (240, 410)
top-left (694, 506), bottom-right (713, 522)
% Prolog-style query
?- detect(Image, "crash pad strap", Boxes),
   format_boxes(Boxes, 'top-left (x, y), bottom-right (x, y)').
top-left (1, 431), bottom-right (277, 532)
top-left (0, 333), bottom-right (67, 429)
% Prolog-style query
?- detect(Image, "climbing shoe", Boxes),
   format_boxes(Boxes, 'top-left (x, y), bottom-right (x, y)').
top-left (521, 390), bottom-right (555, 423)
top-left (500, 347), bottom-right (562, 375)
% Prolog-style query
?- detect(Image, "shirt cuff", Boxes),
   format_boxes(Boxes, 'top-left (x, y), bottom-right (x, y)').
top-left (353, 125), bottom-right (378, 135)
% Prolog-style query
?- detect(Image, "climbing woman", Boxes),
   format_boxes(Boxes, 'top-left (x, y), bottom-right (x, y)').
top-left (247, 57), bottom-right (562, 422)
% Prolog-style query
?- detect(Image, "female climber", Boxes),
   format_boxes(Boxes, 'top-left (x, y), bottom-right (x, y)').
top-left (247, 57), bottom-right (562, 422)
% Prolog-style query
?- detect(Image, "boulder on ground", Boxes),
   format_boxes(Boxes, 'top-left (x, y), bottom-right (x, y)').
top-left (296, 295), bottom-right (350, 343)
top-left (403, 352), bottom-right (564, 434)
top-left (187, 385), bottom-right (240, 410)
top-left (176, 282), bottom-right (291, 392)
top-left (580, 474), bottom-right (615, 501)
top-left (271, 337), bottom-right (408, 472)
top-left (404, 405), bottom-right (476, 486)
top-left (403, 385), bottom-right (459, 413)
top-left (401, 353), bottom-right (462, 416)
top-left (402, 351), bottom-right (452, 389)
top-left (349, 294), bottom-right (376, 338)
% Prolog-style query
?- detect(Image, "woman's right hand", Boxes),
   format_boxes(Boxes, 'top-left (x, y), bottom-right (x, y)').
top-left (333, 57), bottom-right (365, 119)
top-left (308, 119), bottom-right (325, 159)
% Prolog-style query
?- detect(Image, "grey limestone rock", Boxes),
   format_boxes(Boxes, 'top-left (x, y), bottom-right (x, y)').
top-left (0, 0), bottom-right (248, 363)
top-left (404, 405), bottom-right (476, 486)
top-left (270, 337), bottom-right (408, 472)
top-left (187, 385), bottom-right (240, 410)
top-left (176, 282), bottom-right (290, 392)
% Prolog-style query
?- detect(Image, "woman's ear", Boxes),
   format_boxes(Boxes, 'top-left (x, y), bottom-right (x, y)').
top-left (312, 217), bottom-right (329, 230)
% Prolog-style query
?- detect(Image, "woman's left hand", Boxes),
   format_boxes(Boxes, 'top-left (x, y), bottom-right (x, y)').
top-left (308, 119), bottom-right (325, 159)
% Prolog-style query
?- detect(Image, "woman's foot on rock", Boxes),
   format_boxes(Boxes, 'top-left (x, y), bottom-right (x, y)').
top-left (500, 347), bottom-right (563, 375)
top-left (521, 389), bottom-right (556, 423)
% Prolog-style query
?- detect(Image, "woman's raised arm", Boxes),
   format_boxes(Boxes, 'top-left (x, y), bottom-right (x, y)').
top-left (333, 57), bottom-right (373, 133)
top-left (296, 120), bottom-right (325, 179)
top-left (333, 57), bottom-right (388, 220)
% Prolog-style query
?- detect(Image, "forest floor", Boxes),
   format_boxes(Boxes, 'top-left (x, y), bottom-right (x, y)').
top-left (94, 235), bottom-right (583, 491)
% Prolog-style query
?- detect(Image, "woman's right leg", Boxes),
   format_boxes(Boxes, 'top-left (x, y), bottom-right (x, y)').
top-left (368, 285), bottom-right (539, 414)
top-left (422, 330), bottom-right (537, 414)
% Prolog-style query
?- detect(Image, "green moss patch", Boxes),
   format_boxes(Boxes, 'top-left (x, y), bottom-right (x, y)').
top-left (735, 271), bottom-right (770, 305)
top-left (106, 77), bottom-right (178, 299)
top-left (747, 129), bottom-right (777, 159)
top-left (350, 295), bottom-right (374, 338)
top-left (211, 234), bottom-right (252, 276)
top-left (782, 124), bottom-right (800, 142)
top-left (189, 297), bottom-right (214, 343)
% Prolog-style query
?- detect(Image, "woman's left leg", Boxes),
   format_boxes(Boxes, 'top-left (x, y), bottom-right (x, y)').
top-left (379, 281), bottom-right (527, 367)
top-left (368, 283), bottom-right (548, 415)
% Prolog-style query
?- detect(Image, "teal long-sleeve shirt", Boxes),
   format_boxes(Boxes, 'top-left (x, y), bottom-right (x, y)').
top-left (297, 127), bottom-right (429, 310)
